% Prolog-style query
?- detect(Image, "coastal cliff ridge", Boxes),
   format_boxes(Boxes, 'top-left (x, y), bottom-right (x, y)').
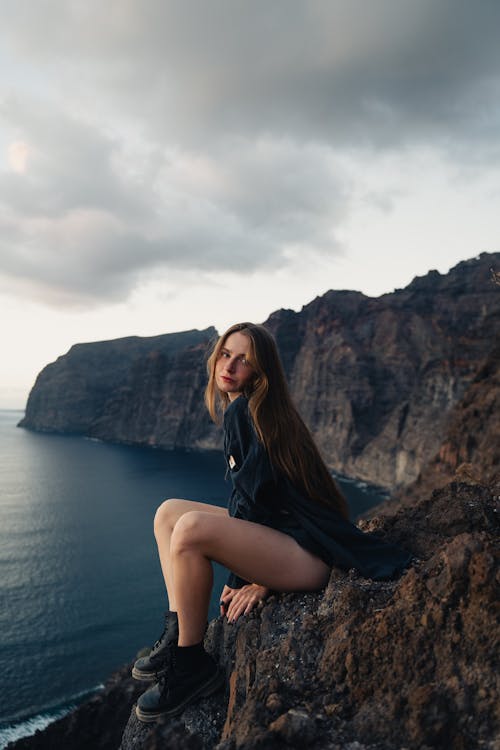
top-left (18, 252), bottom-right (500, 492)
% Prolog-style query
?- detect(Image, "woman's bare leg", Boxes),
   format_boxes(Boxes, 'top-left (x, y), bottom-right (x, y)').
top-left (153, 498), bottom-right (227, 611)
top-left (170, 511), bottom-right (330, 646)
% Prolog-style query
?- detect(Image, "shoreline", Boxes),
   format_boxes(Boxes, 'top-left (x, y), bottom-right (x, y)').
top-left (0, 685), bottom-right (104, 749)
top-left (0, 412), bottom-right (387, 746)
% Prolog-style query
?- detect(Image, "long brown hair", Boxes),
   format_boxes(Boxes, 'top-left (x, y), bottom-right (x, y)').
top-left (205, 322), bottom-right (349, 519)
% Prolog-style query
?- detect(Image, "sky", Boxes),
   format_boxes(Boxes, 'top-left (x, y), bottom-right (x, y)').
top-left (1, 1), bottom-right (499, 408)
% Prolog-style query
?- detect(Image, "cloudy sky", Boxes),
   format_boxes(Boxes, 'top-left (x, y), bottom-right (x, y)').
top-left (1, 1), bottom-right (499, 407)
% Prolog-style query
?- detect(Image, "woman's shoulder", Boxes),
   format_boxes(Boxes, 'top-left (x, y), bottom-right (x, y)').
top-left (223, 395), bottom-right (250, 423)
top-left (223, 397), bottom-right (256, 445)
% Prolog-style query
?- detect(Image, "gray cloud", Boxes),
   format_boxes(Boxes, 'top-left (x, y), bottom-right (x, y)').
top-left (0, 99), bottom-right (147, 218)
top-left (0, 100), bottom-right (347, 304)
top-left (5, 0), bottom-right (499, 148)
top-left (0, 0), bottom-right (499, 305)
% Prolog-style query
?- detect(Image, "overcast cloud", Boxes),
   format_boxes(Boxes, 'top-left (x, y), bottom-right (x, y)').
top-left (1, 0), bottom-right (500, 306)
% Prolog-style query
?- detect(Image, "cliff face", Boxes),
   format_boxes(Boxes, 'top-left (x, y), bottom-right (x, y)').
top-left (265, 252), bottom-right (500, 488)
top-left (19, 252), bottom-right (500, 489)
top-left (402, 333), bottom-right (500, 503)
top-left (19, 328), bottom-right (220, 450)
top-left (9, 479), bottom-right (499, 750)
top-left (370, 328), bottom-right (500, 519)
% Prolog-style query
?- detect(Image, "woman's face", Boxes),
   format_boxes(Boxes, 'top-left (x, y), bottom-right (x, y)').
top-left (215, 331), bottom-right (255, 401)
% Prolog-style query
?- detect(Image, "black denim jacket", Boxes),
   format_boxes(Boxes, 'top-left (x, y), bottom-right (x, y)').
top-left (223, 395), bottom-right (279, 588)
top-left (223, 396), bottom-right (412, 588)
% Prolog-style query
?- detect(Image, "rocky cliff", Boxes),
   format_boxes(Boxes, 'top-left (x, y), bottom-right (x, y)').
top-left (19, 328), bottom-right (220, 449)
top-left (399, 333), bottom-right (499, 505)
top-left (19, 252), bottom-right (500, 489)
top-left (9, 478), bottom-right (499, 750)
top-left (264, 252), bottom-right (500, 488)
top-left (371, 329), bottom-right (499, 519)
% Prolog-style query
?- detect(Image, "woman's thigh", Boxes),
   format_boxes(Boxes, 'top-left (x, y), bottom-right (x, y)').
top-left (172, 512), bottom-right (330, 592)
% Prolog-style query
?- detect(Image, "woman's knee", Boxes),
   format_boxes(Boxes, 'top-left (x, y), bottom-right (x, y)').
top-left (170, 511), bottom-right (207, 555)
top-left (153, 498), bottom-right (183, 539)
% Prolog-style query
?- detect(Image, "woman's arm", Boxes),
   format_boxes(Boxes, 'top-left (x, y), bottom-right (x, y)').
top-left (223, 398), bottom-right (278, 591)
top-left (224, 397), bottom-right (277, 521)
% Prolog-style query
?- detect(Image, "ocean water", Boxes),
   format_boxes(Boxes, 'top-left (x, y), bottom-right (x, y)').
top-left (0, 410), bottom-right (385, 747)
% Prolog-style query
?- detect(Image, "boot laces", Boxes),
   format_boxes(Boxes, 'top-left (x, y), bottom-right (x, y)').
top-left (150, 612), bottom-right (172, 654)
top-left (151, 628), bottom-right (167, 654)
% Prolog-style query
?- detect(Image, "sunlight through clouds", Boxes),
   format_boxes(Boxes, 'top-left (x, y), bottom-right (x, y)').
top-left (7, 140), bottom-right (31, 173)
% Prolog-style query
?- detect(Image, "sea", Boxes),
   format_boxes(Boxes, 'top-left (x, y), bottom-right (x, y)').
top-left (0, 409), bottom-right (386, 748)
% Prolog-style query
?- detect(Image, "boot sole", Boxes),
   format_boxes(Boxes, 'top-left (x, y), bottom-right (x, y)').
top-left (135, 669), bottom-right (225, 723)
top-left (131, 666), bottom-right (166, 682)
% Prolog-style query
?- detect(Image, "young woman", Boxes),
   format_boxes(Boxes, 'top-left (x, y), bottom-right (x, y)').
top-left (133, 322), bottom-right (411, 722)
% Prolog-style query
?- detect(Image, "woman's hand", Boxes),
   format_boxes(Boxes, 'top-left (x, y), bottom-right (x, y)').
top-left (220, 583), bottom-right (270, 622)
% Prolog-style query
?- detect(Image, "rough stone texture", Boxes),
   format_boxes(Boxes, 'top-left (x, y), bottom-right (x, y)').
top-left (371, 331), bottom-right (500, 518)
top-left (403, 334), bottom-right (499, 505)
top-left (19, 253), bottom-right (500, 490)
top-left (18, 328), bottom-right (220, 450)
top-left (10, 480), bottom-right (499, 750)
top-left (434, 333), bottom-right (500, 486)
top-left (265, 252), bottom-right (500, 488)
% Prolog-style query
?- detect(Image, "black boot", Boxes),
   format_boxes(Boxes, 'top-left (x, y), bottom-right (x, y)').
top-left (132, 612), bottom-right (179, 682)
top-left (135, 643), bottom-right (224, 722)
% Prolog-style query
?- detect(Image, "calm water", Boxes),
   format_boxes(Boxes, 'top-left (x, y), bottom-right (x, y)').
top-left (0, 410), bottom-right (385, 747)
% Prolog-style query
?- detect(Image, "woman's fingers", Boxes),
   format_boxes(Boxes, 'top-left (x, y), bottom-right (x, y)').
top-left (224, 585), bottom-right (268, 622)
top-left (226, 593), bottom-right (244, 621)
top-left (220, 585), bottom-right (236, 615)
top-left (227, 599), bottom-right (248, 621)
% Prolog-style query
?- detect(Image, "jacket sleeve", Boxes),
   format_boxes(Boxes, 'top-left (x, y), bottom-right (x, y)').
top-left (223, 397), bottom-right (278, 589)
top-left (224, 398), bottom-right (276, 511)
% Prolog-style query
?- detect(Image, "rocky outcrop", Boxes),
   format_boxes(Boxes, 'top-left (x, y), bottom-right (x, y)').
top-left (265, 252), bottom-right (500, 488)
top-left (406, 334), bottom-right (499, 501)
top-left (18, 328), bottom-right (220, 450)
top-left (19, 252), bottom-right (500, 489)
top-left (373, 330), bottom-right (500, 518)
top-left (9, 479), bottom-right (499, 750)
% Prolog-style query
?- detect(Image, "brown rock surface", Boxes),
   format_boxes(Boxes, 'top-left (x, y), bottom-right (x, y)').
top-left (373, 330), bottom-right (499, 519)
top-left (400, 334), bottom-right (500, 505)
top-left (265, 252), bottom-right (500, 488)
top-left (10, 480), bottom-right (498, 750)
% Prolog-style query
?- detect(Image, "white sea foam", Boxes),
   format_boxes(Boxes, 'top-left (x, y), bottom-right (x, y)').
top-left (0, 685), bottom-right (103, 750)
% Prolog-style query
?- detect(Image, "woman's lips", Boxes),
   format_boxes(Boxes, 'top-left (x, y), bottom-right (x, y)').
top-left (220, 375), bottom-right (234, 383)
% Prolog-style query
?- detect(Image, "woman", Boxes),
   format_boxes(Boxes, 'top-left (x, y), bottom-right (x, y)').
top-left (133, 323), bottom-right (411, 722)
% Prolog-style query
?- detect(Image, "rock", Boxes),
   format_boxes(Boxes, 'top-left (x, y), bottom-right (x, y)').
top-left (10, 479), bottom-right (497, 750)
top-left (5, 663), bottom-right (145, 750)
top-left (18, 328), bottom-right (220, 450)
top-left (268, 708), bottom-right (317, 743)
top-left (265, 251), bottom-right (500, 488)
top-left (18, 252), bottom-right (500, 491)
top-left (396, 332), bottom-right (500, 506)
